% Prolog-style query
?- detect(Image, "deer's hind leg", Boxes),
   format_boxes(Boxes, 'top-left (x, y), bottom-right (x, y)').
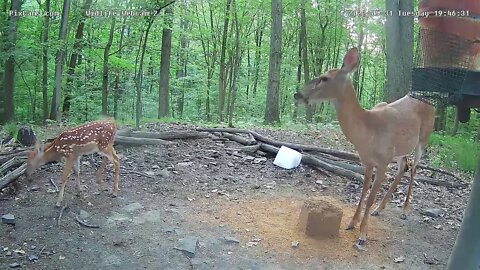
top-left (99, 144), bottom-right (120, 197)
top-left (371, 156), bottom-right (408, 217)
top-left (401, 144), bottom-right (424, 219)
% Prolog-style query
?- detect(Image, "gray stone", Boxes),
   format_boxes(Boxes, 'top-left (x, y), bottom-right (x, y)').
top-left (2, 214), bottom-right (15, 225)
top-left (132, 210), bottom-right (162, 225)
top-left (174, 237), bottom-right (199, 258)
top-left (29, 186), bottom-right (40, 192)
top-left (9, 263), bottom-right (20, 268)
top-left (177, 162), bottom-right (193, 167)
top-left (224, 236), bottom-right (240, 244)
top-left (421, 208), bottom-right (443, 218)
top-left (28, 254), bottom-right (39, 261)
top-left (79, 210), bottom-right (91, 219)
top-left (123, 202), bottom-right (144, 213)
top-left (291, 241), bottom-right (300, 248)
top-left (6, 251), bottom-right (12, 256)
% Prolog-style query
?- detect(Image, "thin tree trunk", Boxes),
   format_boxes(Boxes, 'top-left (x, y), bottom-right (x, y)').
top-left (300, 0), bottom-right (314, 122)
top-left (158, 2), bottom-right (173, 118)
top-left (50, 0), bottom-right (71, 121)
top-left (176, 17), bottom-right (188, 119)
top-left (62, 0), bottom-right (92, 115)
top-left (228, 3), bottom-right (241, 127)
top-left (42, 0), bottom-right (51, 123)
top-left (101, 18), bottom-right (115, 116)
top-left (264, 0), bottom-right (282, 124)
top-left (1, 0), bottom-right (22, 123)
top-left (113, 17), bottom-right (126, 119)
top-left (217, 0), bottom-right (232, 122)
top-left (252, 15), bottom-right (265, 99)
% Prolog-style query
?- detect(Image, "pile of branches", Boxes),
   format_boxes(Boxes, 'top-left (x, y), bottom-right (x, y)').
top-left (0, 127), bottom-right (468, 191)
top-left (196, 127), bottom-right (468, 189)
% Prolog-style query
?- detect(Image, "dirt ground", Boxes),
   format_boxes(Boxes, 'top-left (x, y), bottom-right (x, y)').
top-left (0, 123), bottom-right (470, 269)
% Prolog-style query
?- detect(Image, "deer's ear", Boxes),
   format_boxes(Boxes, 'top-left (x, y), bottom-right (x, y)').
top-left (34, 141), bottom-right (44, 154)
top-left (340, 47), bottom-right (359, 74)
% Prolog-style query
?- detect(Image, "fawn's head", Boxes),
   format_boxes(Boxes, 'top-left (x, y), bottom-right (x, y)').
top-left (294, 47), bottom-right (359, 106)
top-left (26, 141), bottom-right (48, 176)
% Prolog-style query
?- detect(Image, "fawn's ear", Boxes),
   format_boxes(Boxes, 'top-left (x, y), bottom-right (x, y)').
top-left (34, 141), bottom-right (44, 154)
top-left (340, 47), bottom-right (359, 74)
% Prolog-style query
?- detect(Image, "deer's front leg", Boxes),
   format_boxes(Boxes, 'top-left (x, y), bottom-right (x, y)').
top-left (72, 157), bottom-right (82, 196)
top-left (95, 156), bottom-right (108, 192)
top-left (357, 166), bottom-right (387, 246)
top-left (56, 159), bottom-right (74, 207)
top-left (111, 147), bottom-right (120, 197)
top-left (347, 164), bottom-right (373, 230)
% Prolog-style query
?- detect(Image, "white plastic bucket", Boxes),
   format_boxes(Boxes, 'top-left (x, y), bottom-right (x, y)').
top-left (273, 146), bottom-right (302, 169)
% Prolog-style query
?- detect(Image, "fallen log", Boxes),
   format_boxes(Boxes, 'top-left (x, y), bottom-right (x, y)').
top-left (0, 163), bottom-right (27, 190)
top-left (225, 144), bottom-right (261, 154)
top-left (196, 127), bottom-right (360, 161)
top-left (222, 132), bottom-right (256, 146)
top-left (0, 157), bottom-right (26, 175)
top-left (114, 135), bottom-right (174, 146)
top-left (0, 149), bottom-right (30, 164)
top-left (116, 130), bottom-right (209, 140)
top-left (413, 176), bottom-right (468, 188)
top-left (258, 143), bottom-right (365, 183)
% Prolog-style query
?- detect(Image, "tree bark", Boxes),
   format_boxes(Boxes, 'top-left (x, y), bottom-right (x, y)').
top-left (217, 0), bottom-right (232, 122)
top-left (300, 0), bottom-right (314, 122)
top-left (384, 0), bottom-right (413, 102)
top-left (42, 0), bottom-right (51, 123)
top-left (62, 0), bottom-right (92, 115)
top-left (50, 0), bottom-right (71, 121)
top-left (158, 2), bottom-right (173, 118)
top-left (101, 17), bottom-right (116, 116)
top-left (1, 0), bottom-right (22, 123)
top-left (264, 0), bottom-right (282, 124)
top-left (113, 17), bottom-right (127, 119)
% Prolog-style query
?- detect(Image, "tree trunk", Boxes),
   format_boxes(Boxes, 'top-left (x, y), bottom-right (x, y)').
top-left (158, 2), bottom-right (173, 118)
top-left (50, 0), bottom-right (71, 121)
top-left (1, 0), bottom-right (22, 123)
top-left (113, 17), bottom-right (127, 119)
top-left (136, 24), bottom-right (152, 128)
top-left (62, 0), bottom-right (92, 115)
top-left (300, 0), bottom-right (314, 122)
top-left (217, 0), bottom-right (232, 122)
top-left (176, 18), bottom-right (188, 119)
top-left (227, 2), bottom-right (241, 127)
top-left (264, 0), bottom-right (282, 124)
top-left (101, 18), bottom-right (115, 116)
top-left (252, 15), bottom-right (265, 99)
top-left (384, 0), bottom-right (413, 102)
top-left (41, 0), bottom-right (51, 123)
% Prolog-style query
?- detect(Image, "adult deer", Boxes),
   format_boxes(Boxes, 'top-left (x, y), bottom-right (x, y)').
top-left (294, 47), bottom-right (435, 247)
top-left (26, 120), bottom-right (120, 207)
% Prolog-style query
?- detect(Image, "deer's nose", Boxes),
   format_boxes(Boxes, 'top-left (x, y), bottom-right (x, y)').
top-left (293, 92), bottom-right (303, 100)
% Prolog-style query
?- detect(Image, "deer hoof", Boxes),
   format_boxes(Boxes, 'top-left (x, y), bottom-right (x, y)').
top-left (400, 213), bottom-right (407, 220)
top-left (353, 241), bottom-right (368, 252)
top-left (371, 210), bottom-right (380, 216)
top-left (346, 224), bottom-right (355, 230)
top-left (111, 193), bottom-right (118, 198)
top-left (55, 202), bottom-right (62, 208)
top-left (357, 239), bottom-right (366, 246)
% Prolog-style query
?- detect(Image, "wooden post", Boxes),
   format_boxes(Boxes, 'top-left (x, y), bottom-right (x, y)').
top-left (447, 157), bottom-right (480, 269)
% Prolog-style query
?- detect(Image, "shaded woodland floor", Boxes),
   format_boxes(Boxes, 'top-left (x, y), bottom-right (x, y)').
top-left (0, 123), bottom-right (470, 269)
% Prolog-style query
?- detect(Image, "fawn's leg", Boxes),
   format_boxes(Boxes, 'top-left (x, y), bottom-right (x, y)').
top-left (347, 164), bottom-right (373, 230)
top-left (371, 156), bottom-right (408, 216)
top-left (56, 159), bottom-right (74, 207)
top-left (111, 146), bottom-right (120, 197)
top-left (72, 157), bottom-right (82, 195)
top-left (357, 165), bottom-right (387, 246)
top-left (96, 156), bottom-right (108, 192)
top-left (402, 144), bottom-right (424, 219)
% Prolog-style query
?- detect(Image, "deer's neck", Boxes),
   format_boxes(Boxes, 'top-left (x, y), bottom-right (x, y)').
top-left (332, 82), bottom-right (366, 146)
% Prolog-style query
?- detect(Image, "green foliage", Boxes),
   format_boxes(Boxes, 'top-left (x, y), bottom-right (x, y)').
top-left (427, 133), bottom-right (479, 173)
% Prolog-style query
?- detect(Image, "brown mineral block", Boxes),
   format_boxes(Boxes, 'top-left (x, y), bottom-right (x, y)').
top-left (298, 196), bottom-right (343, 239)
